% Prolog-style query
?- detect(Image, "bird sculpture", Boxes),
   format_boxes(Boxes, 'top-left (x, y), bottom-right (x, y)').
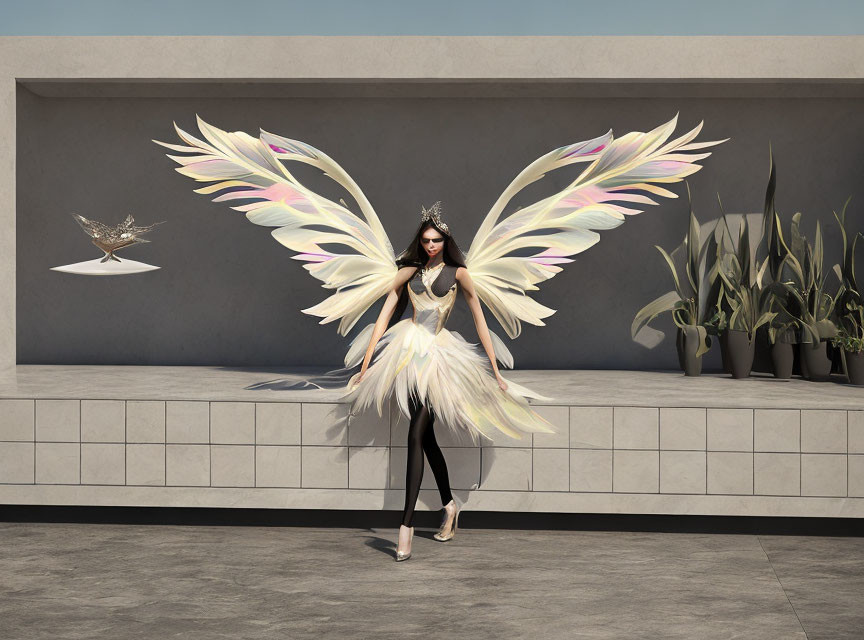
top-left (51, 214), bottom-right (164, 276)
top-left (71, 213), bottom-right (163, 263)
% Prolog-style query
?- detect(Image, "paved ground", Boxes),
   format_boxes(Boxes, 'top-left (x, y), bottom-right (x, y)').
top-left (2, 522), bottom-right (863, 639)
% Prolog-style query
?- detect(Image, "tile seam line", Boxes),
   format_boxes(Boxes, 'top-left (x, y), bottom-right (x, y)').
top-left (32, 399), bottom-right (35, 484)
top-left (8, 398), bottom-right (864, 411)
top-left (756, 535), bottom-right (810, 639)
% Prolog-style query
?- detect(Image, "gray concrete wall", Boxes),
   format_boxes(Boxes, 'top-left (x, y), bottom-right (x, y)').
top-left (3, 36), bottom-right (864, 371)
top-left (14, 82), bottom-right (864, 367)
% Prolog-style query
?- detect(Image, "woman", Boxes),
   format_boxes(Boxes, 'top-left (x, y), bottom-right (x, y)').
top-left (157, 116), bottom-right (724, 562)
top-left (342, 203), bottom-right (554, 562)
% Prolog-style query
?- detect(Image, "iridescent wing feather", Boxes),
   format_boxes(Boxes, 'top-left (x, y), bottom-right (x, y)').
top-left (154, 116), bottom-right (397, 335)
top-left (464, 114), bottom-right (728, 338)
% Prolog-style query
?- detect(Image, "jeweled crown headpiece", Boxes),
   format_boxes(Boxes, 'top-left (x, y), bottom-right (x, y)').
top-left (420, 201), bottom-right (449, 235)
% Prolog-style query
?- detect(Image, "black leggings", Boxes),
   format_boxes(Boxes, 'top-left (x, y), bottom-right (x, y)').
top-left (401, 396), bottom-right (454, 527)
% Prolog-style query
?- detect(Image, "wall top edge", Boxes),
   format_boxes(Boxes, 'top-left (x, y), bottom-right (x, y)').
top-left (2, 36), bottom-right (864, 80)
top-left (15, 78), bottom-right (864, 101)
top-left (17, 77), bottom-right (864, 83)
top-left (3, 35), bottom-right (864, 40)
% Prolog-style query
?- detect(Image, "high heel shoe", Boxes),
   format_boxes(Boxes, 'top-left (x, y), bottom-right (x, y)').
top-left (433, 497), bottom-right (462, 542)
top-left (395, 525), bottom-right (414, 562)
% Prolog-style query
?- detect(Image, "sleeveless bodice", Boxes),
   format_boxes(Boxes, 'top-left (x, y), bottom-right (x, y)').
top-left (407, 264), bottom-right (458, 334)
top-left (341, 260), bottom-right (557, 444)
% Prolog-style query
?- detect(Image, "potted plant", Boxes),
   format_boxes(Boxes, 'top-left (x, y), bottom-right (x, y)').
top-left (715, 211), bottom-right (777, 379)
top-left (833, 303), bottom-right (864, 385)
top-left (703, 212), bottom-right (731, 374)
top-left (831, 200), bottom-right (864, 385)
top-left (776, 213), bottom-right (839, 381)
top-left (632, 186), bottom-right (720, 377)
top-left (766, 314), bottom-right (799, 379)
top-left (707, 307), bottom-right (731, 373)
top-left (756, 150), bottom-right (799, 379)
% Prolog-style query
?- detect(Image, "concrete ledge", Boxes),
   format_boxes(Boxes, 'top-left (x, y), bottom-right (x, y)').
top-left (1, 366), bottom-right (863, 409)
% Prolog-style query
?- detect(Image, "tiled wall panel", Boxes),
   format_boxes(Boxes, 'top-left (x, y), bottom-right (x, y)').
top-left (1, 397), bottom-right (860, 514)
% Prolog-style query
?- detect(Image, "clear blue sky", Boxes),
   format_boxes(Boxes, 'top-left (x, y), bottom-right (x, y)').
top-left (0, 0), bottom-right (862, 35)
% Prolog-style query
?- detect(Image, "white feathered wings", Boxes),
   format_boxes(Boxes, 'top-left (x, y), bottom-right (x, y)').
top-left (154, 117), bottom-right (397, 336)
top-left (155, 114), bottom-right (726, 345)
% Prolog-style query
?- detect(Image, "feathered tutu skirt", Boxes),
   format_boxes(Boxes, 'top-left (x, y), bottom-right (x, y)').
top-left (340, 319), bottom-right (556, 444)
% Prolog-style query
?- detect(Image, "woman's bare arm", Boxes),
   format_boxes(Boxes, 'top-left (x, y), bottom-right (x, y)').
top-left (456, 267), bottom-right (508, 391)
top-left (354, 266), bottom-right (417, 384)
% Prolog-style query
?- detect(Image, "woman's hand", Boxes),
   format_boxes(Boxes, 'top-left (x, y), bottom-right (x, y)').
top-left (495, 373), bottom-right (508, 391)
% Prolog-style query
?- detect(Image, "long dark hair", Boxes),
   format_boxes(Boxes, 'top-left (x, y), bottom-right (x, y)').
top-left (396, 219), bottom-right (467, 269)
top-left (388, 218), bottom-right (467, 327)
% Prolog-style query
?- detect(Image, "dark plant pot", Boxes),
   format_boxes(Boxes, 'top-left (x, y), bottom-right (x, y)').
top-left (676, 326), bottom-right (703, 377)
top-left (752, 325), bottom-right (773, 375)
top-left (829, 341), bottom-right (845, 375)
top-left (719, 331), bottom-right (731, 374)
top-left (799, 343), bottom-right (809, 378)
top-left (770, 342), bottom-right (794, 379)
top-left (675, 328), bottom-right (686, 372)
top-left (847, 351), bottom-right (864, 386)
top-left (726, 330), bottom-right (755, 379)
top-left (800, 341), bottom-right (832, 381)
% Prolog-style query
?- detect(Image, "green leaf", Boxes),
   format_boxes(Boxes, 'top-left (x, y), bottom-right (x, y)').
top-left (816, 318), bottom-right (839, 340)
top-left (834, 206), bottom-right (849, 269)
top-left (756, 257), bottom-right (769, 290)
top-left (695, 324), bottom-right (711, 357)
top-left (686, 200), bottom-right (700, 294)
top-left (780, 253), bottom-right (805, 289)
top-left (780, 281), bottom-right (806, 307)
top-left (682, 323), bottom-right (711, 358)
top-left (753, 311), bottom-right (778, 335)
top-left (655, 245), bottom-right (683, 298)
top-left (814, 220), bottom-right (824, 284)
top-left (738, 215), bottom-right (752, 287)
top-left (759, 147), bottom-right (779, 273)
top-left (631, 290), bottom-right (681, 339)
top-left (790, 212), bottom-right (806, 264)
